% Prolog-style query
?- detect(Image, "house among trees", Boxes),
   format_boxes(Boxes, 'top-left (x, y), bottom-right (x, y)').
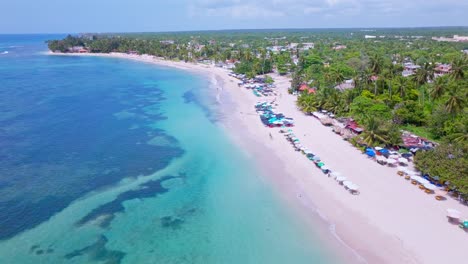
top-left (344, 119), bottom-right (363, 134)
top-left (402, 62), bottom-right (421, 77)
top-left (160, 40), bottom-right (175, 45)
top-left (333, 45), bottom-right (347, 50)
top-left (301, 43), bottom-right (314, 50)
top-left (434, 63), bottom-right (452, 77)
top-left (334, 79), bottom-right (355, 91)
top-left (68, 46), bottom-right (88, 53)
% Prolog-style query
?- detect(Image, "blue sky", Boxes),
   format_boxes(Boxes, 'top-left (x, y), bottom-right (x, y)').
top-left (1, 0), bottom-right (467, 33)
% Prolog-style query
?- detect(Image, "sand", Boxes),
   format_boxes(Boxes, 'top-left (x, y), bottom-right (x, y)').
top-left (50, 52), bottom-right (468, 264)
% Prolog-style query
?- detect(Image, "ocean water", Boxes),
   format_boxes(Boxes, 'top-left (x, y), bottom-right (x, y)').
top-left (0, 35), bottom-right (339, 263)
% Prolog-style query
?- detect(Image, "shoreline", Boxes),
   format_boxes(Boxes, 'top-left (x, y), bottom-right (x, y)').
top-left (48, 52), bottom-right (468, 263)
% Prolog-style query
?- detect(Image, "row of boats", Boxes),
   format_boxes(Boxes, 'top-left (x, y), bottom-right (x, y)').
top-left (255, 102), bottom-right (294, 127)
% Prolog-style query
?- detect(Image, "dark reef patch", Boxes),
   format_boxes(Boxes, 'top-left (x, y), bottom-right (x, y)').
top-left (182, 89), bottom-right (221, 123)
top-left (0, 57), bottom-right (186, 239)
top-left (160, 216), bottom-right (184, 230)
top-left (64, 235), bottom-right (125, 264)
top-left (76, 173), bottom-right (185, 228)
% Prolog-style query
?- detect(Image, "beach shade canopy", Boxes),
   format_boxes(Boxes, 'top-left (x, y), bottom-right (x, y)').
top-left (423, 183), bottom-right (437, 191)
top-left (313, 156), bottom-right (321, 161)
top-left (446, 209), bottom-right (461, 219)
top-left (336, 176), bottom-right (347, 182)
top-left (347, 183), bottom-right (359, 191)
top-left (321, 166), bottom-right (330, 171)
top-left (386, 158), bottom-right (397, 165)
top-left (343, 181), bottom-right (352, 187)
top-left (410, 175), bottom-right (420, 181)
top-left (374, 147), bottom-right (383, 151)
top-left (389, 154), bottom-right (399, 159)
top-left (304, 150), bottom-right (314, 155)
top-left (398, 157), bottom-right (409, 164)
top-left (410, 176), bottom-right (430, 185)
top-left (401, 153), bottom-right (412, 158)
top-left (317, 162), bottom-right (325, 167)
top-left (396, 166), bottom-right (407, 173)
top-left (330, 172), bottom-right (342, 178)
top-left (376, 156), bottom-right (387, 162)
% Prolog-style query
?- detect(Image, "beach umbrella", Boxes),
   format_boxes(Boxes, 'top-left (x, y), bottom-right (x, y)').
top-left (446, 209), bottom-right (461, 219)
top-left (389, 154), bottom-right (399, 159)
top-left (321, 166), bottom-right (330, 171)
top-left (317, 162), bottom-right (325, 167)
top-left (386, 158), bottom-right (397, 165)
top-left (375, 146), bottom-right (383, 151)
top-left (336, 176), bottom-right (347, 182)
top-left (365, 149), bottom-right (376, 157)
top-left (343, 181), bottom-right (352, 188)
top-left (313, 156), bottom-right (321, 161)
top-left (398, 157), bottom-right (409, 164)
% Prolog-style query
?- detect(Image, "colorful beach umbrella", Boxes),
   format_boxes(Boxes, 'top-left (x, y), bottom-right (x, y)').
top-left (317, 162), bottom-right (325, 167)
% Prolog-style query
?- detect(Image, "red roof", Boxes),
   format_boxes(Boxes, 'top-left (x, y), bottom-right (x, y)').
top-left (345, 120), bottom-right (363, 133)
top-left (299, 84), bottom-right (310, 91)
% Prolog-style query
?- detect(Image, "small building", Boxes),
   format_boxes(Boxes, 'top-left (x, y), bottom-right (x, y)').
top-left (69, 46), bottom-right (86, 53)
top-left (335, 79), bottom-right (355, 91)
top-left (333, 45), bottom-right (347, 50)
top-left (454, 35), bottom-right (468, 42)
top-left (302, 42), bottom-right (315, 50)
top-left (435, 63), bottom-right (451, 74)
top-left (345, 119), bottom-right (363, 134)
top-left (160, 40), bottom-right (175, 45)
top-left (365, 35), bottom-right (377, 39)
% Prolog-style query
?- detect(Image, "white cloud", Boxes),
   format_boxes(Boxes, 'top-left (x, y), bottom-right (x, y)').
top-left (188, 0), bottom-right (468, 24)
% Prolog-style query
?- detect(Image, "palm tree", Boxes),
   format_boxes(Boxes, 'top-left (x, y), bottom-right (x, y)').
top-left (444, 84), bottom-right (466, 115)
top-left (360, 116), bottom-right (389, 146)
top-left (429, 76), bottom-right (448, 101)
top-left (369, 54), bottom-right (384, 75)
top-left (393, 76), bottom-right (407, 98)
top-left (297, 94), bottom-right (317, 114)
top-left (413, 62), bottom-right (434, 86)
top-left (450, 56), bottom-right (467, 80)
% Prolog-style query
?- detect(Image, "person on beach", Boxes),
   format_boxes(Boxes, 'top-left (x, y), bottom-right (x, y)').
top-left (269, 133), bottom-right (273, 139)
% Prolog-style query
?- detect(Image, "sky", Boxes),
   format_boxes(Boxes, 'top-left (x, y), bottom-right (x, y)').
top-left (1, 0), bottom-right (467, 33)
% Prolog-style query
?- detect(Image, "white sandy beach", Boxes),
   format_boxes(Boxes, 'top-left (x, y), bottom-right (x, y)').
top-left (51, 52), bottom-right (468, 263)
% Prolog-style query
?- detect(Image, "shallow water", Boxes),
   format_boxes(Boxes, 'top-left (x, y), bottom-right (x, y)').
top-left (0, 35), bottom-right (339, 263)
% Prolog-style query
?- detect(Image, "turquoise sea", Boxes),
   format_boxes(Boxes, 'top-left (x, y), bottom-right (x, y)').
top-left (0, 35), bottom-right (340, 263)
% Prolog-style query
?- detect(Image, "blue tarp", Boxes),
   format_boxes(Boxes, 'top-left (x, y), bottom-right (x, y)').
top-left (379, 148), bottom-right (389, 154)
